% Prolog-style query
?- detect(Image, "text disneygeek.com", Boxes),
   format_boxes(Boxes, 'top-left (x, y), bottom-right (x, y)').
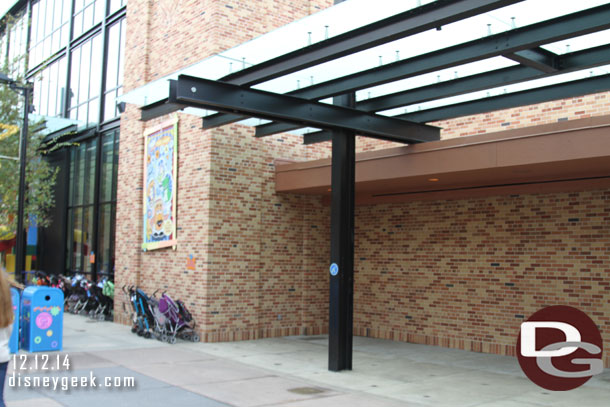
top-left (8, 354), bottom-right (135, 391)
top-left (8, 372), bottom-right (136, 391)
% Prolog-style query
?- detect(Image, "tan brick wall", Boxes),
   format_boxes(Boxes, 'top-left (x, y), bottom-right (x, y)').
top-left (353, 190), bottom-right (610, 368)
top-left (334, 91), bottom-right (610, 155)
top-left (433, 91), bottom-right (610, 139)
top-left (116, 0), bottom-right (333, 335)
top-left (116, 0), bottom-right (610, 368)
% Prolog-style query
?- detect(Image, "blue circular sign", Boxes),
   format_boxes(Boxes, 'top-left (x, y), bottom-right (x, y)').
top-left (330, 263), bottom-right (339, 276)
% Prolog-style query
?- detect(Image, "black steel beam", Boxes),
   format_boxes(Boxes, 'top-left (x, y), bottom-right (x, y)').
top-left (303, 131), bottom-right (332, 145)
top-left (202, 112), bottom-right (244, 129)
top-left (257, 5), bottom-right (610, 137)
top-left (358, 44), bottom-right (610, 113)
top-left (220, 0), bottom-right (525, 87)
top-left (202, 0), bottom-right (525, 128)
top-left (140, 99), bottom-right (186, 121)
top-left (140, 80), bottom-right (188, 121)
top-left (504, 47), bottom-right (558, 73)
top-left (256, 65), bottom-right (543, 137)
top-left (290, 4), bottom-right (610, 101)
top-left (258, 43), bottom-right (610, 137)
top-left (359, 66), bottom-right (541, 113)
top-left (398, 73), bottom-right (610, 123)
top-left (174, 75), bottom-right (440, 143)
top-left (328, 94), bottom-right (355, 372)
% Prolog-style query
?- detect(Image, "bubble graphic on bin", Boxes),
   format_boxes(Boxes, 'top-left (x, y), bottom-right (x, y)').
top-left (20, 286), bottom-right (64, 352)
top-left (9, 287), bottom-right (19, 354)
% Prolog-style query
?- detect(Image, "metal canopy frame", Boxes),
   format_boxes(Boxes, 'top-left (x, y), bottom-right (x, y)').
top-left (173, 75), bottom-right (439, 143)
top-left (136, 0), bottom-right (610, 372)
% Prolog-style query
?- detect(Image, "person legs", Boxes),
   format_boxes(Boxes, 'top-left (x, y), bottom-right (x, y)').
top-left (0, 361), bottom-right (7, 407)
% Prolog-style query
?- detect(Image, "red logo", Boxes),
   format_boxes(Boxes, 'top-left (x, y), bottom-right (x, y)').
top-left (516, 306), bottom-right (603, 391)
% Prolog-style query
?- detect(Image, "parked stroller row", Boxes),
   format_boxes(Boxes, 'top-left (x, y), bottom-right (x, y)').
top-left (31, 271), bottom-right (115, 321)
top-left (123, 286), bottom-right (199, 344)
top-left (64, 274), bottom-right (115, 321)
top-left (19, 271), bottom-right (199, 345)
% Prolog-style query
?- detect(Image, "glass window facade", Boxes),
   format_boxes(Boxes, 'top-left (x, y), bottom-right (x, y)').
top-left (32, 56), bottom-right (67, 117)
top-left (72, 0), bottom-right (104, 39)
top-left (108, 0), bottom-right (127, 16)
top-left (104, 18), bottom-right (126, 121)
top-left (0, 1), bottom-right (126, 279)
top-left (1, 0), bottom-right (126, 125)
top-left (97, 130), bottom-right (119, 276)
top-left (66, 130), bottom-right (119, 277)
top-left (68, 33), bottom-right (102, 125)
top-left (29, 0), bottom-right (71, 70)
top-left (3, 10), bottom-right (29, 76)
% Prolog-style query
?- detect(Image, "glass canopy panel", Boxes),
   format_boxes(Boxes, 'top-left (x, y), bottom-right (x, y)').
top-left (356, 57), bottom-right (519, 103)
top-left (378, 64), bottom-right (610, 117)
top-left (32, 115), bottom-right (80, 137)
top-left (541, 29), bottom-right (610, 55)
top-left (120, 0), bottom-right (435, 107)
top-left (121, 0), bottom-right (610, 129)
top-left (253, 0), bottom-right (610, 96)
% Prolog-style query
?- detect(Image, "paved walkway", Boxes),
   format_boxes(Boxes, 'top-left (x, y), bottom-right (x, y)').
top-left (4, 314), bottom-right (610, 407)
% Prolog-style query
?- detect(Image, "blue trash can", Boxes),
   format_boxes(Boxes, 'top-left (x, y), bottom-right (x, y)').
top-left (20, 286), bottom-right (64, 352)
top-left (9, 287), bottom-right (19, 354)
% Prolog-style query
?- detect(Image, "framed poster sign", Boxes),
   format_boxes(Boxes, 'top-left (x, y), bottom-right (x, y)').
top-left (142, 117), bottom-right (178, 251)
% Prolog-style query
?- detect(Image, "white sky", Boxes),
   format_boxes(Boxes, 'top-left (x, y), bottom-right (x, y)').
top-left (0, 1), bottom-right (19, 21)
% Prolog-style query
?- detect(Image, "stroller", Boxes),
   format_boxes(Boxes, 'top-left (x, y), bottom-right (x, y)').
top-left (123, 286), bottom-right (155, 339)
top-left (155, 293), bottom-right (200, 344)
top-left (66, 275), bottom-right (90, 314)
top-left (87, 284), bottom-right (112, 321)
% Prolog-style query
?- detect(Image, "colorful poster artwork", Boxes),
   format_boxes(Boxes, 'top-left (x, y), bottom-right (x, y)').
top-left (142, 118), bottom-right (178, 251)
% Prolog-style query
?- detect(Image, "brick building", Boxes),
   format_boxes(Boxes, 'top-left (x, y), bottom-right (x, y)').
top-left (115, 0), bottom-right (610, 369)
top-left (2, 0), bottom-right (608, 369)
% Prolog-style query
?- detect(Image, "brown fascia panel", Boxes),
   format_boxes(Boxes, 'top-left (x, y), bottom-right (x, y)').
top-left (275, 115), bottom-right (610, 201)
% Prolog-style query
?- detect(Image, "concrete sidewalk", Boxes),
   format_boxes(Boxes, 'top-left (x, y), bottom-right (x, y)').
top-left (4, 314), bottom-right (610, 407)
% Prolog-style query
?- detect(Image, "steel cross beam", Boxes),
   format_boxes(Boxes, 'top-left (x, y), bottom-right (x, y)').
top-left (251, 3), bottom-right (610, 136)
top-left (258, 43), bottom-right (610, 137)
top-left (301, 72), bottom-right (610, 145)
top-left (398, 73), bottom-right (610, 123)
top-left (201, 0), bottom-right (526, 128)
top-left (504, 48), bottom-right (558, 73)
top-left (140, 77), bottom-right (188, 121)
top-left (173, 75), bottom-right (440, 143)
top-left (220, 0), bottom-right (525, 86)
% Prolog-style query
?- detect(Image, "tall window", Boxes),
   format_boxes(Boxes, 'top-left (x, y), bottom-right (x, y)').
top-left (29, 0), bottom-right (71, 70)
top-left (1, 1), bottom-right (126, 279)
top-left (3, 10), bottom-right (29, 76)
top-left (97, 130), bottom-right (119, 276)
top-left (103, 18), bottom-right (125, 122)
top-left (65, 130), bottom-right (119, 277)
top-left (68, 33), bottom-right (102, 126)
top-left (108, 0), bottom-right (127, 15)
top-left (72, 0), bottom-right (105, 39)
top-left (32, 56), bottom-right (67, 117)
top-left (2, 1), bottom-right (127, 125)
top-left (66, 138), bottom-right (97, 275)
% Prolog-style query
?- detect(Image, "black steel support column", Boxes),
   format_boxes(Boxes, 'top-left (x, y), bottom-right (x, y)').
top-left (328, 92), bottom-right (355, 372)
top-left (15, 86), bottom-right (31, 283)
